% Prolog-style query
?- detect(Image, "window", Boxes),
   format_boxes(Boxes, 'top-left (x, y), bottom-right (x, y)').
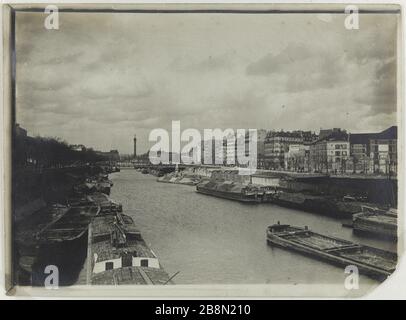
top-left (140, 259), bottom-right (149, 267)
top-left (105, 262), bottom-right (114, 270)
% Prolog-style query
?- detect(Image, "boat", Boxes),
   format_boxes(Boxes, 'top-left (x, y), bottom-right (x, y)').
top-left (334, 199), bottom-right (389, 218)
top-left (88, 212), bottom-right (172, 285)
top-left (95, 181), bottom-right (111, 195)
top-left (352, 208), bottom-right (397, 240)
top-left (266, 223), bottom-right (397, 281)
top-left (14, 203), bottom-right (71, 282)
top-left (36, 205), bottom-right (100, 243)
top-left (157, 172), bottom-right (201, 186)
top-left (272, 191), bottom-right (339, 215)
top-left (141, 168), bottom-right (149, 174)
top-left (87, 192), bottom-right (122, 214)
top-left (196, 180), bottom-right (263, 203)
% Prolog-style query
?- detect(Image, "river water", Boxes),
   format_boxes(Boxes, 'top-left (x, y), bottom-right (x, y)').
top-left (110, 170), bottom-right (396, 291)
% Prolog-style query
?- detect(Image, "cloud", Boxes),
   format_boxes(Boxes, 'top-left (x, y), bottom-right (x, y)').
top-left (354, 58), bottom-right (397, 115)
top-left (170, 53), bottom-right (233, 73)
top-left (246, 43), bottom-right (313, 76)
top-left (14, 12), bottom-right (399, 154)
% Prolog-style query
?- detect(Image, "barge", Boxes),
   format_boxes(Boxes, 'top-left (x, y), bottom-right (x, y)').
top-left (15, 203), bottom-right (71, 280)
top-left (196, 180), bottom-right (264, 203)
top-left (157, 172), bottom-right (202, 186)
top-left (87, 192), bottom-right (122, 214)
top-left (88, 212), bottom-right (172, 285)
top-left (271, 192), bottom-right (337, 215)
top-left (352, 208), bottom-right (397, 240)
top-left (266, 223), bottom-right (397, 281)
top-left (36, 205), bottom-right (100, 243)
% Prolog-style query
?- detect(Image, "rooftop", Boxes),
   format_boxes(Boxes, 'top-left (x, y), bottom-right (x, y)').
top-left (349, 126), bottom-right (397, 144)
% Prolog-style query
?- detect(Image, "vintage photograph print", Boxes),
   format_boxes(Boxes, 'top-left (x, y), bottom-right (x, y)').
top-left (7, 4), bottom-right (401, 296)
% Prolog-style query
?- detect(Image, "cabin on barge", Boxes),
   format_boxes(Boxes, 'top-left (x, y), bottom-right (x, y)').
top-left (88, 213), bottom-right (172, 285)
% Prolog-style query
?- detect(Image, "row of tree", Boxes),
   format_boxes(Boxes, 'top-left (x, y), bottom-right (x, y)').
top-left (13, 134), bottom-right (108, 169)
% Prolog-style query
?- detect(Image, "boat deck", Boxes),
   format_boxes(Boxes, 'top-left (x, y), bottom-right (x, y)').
top-left (337, 248), bottom-right (395, 272)
top-left (356, 213), bottom-right (397, 225)
top-left (88, 213), bottom-right (172, 285)
top-left (284, 232), bottom-right (353, 251)
top-left (267, 224), bottom-right (397, 279)
top-left (91, 266), bottom-right (171, 285)
top-left (88, 192), bottom-right (121, 212)
top-left (37, 206), bottom-right (100, 242)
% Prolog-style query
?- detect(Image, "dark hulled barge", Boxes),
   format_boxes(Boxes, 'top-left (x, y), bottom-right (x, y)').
top-left (352, 208), bottom-right (397, 240)
top-left (196, 180), bottom-right (265, 203)
top-left (36, 205), bottom-right (100, 244)
top-left (88, 212), bottom-right (172, 285)
top-left (266, 223), bottom-right (397, 281)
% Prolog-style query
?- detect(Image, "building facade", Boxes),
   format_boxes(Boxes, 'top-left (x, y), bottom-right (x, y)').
top-left (309, 129), bottom-right (350, 174)
top-left (284, 144), bottom-right (308, 172)
top-left (349, 126), bottom-right (397, 175)
top-left (264, 131), bottom-right (304, 170)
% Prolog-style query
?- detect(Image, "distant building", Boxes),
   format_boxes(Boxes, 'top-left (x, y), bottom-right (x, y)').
top-left (95, 149), bottom-right (120, 162)
top-left (319, 128), bottom-right (342, 140)
top-left (223, 133), bottom-right (237, 166)
top-left (238, 129), bottom-right (268, 169)
top-left (349, 126), bottom-right (397, 175)
top-left (264, 131), bottom-right (304, 170)
top-left (15, 123), bottom-right (27, 137)
top-left (200, 139), bottom-right (224, 165)
top-left (284, 144), bottom-right (308, 172)
top-left (71, 144), bottom-right (86, 152)
top-left (309, 129), bottom-right (349, 173)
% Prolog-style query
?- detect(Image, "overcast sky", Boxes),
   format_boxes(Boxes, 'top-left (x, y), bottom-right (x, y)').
top-left (15, 11), bottom-right (398, 154)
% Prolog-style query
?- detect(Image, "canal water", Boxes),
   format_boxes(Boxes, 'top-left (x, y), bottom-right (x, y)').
top-left (110, 170), bottom-right (396, 291)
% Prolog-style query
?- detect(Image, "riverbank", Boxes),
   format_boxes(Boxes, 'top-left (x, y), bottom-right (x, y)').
top-left (13, 165), bottom-right (171, 286)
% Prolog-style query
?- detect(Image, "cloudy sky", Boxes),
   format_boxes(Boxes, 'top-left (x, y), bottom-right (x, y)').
top-left (16, 11), bottom-right (398, 154)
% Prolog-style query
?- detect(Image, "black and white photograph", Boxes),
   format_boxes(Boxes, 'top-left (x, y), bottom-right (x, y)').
top-left (2, 3), bottom-right (403, 298)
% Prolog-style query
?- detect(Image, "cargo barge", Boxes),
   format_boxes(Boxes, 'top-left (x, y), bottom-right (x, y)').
top-left (266, 223), bottom-right (397, 281)
top-left (157, 172), bottom-right (202, 186)
top-left (88, 212), bottom-right (172, 285)
top-left (271, 192), bottom-right (338, 215)
top-left (87, 192), bottom-right (122, 214)
top-left (196, 180), bottom-right (265, 203)
top-left (352, 208), bottom-right (397, 240)
top-left (36, 205), bottom-right (100, 244)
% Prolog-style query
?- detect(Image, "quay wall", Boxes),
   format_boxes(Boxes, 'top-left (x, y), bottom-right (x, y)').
top-left (281, 177), bottom-right (397, 206)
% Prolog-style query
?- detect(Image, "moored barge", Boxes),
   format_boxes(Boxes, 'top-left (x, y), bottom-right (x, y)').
top-left (196, 180), bottom-right (263, 203)
top-left (87, 192), bottom-right (122, 214)
top-left (266, 223), bottom-right (397, 281)
top-left (88, 212), bottom-right (172, 285)
top-left (36, 205), bottom-right (100, 243)
top-left (352, 208), bottom-right (397, 240)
